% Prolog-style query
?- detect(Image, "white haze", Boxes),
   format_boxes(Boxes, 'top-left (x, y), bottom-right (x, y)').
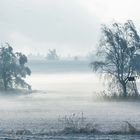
top-left (0, 71), bottom-right (140, 132)
top-left (1, 0), bottom-right (140, 56)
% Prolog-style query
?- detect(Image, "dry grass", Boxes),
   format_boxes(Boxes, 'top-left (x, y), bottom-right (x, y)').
top-left (58, 113), bottom-right (101, 134)
top-left (97, 91), bottom-right (140, 102)
top-left (0, 114), bottom-right (140, 136)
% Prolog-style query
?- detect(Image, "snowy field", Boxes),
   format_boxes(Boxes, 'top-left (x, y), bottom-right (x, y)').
top-left (0, 60), bottom-right (140, 139)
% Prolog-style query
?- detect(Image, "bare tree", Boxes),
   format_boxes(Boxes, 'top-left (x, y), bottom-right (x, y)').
top-left (91, 20), bottom-right (140, 97)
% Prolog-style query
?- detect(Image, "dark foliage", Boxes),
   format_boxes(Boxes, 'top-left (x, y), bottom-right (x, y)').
top-left (0, 43), bottom-right (31, 91)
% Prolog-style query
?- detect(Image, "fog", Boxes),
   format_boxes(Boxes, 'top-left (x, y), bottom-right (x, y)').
top-left (1, 0), bottom-right (140, 139)
top-left (0, 60), bottom-right (139, 136)
top-left (1, 0), bottom-right (140, 56)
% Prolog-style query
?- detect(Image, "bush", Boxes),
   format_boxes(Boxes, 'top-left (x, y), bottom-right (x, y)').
top-left (58, 113), bottom-right (101, 134)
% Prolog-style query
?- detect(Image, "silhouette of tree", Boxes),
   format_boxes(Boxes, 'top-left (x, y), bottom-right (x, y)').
top-left (0, 43), bottom-right (31, 91)
top-left (46, 49), bottom-right (59, 61)
top-left (91, 20), bottom-right (140, 97)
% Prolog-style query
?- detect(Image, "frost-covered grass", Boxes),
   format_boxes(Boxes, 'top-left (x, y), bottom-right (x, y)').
top-left (56, 114), bottom-right (140, 135)
top-left (97, 91), bottom-right (140, 102)
top-left (57, 113), bottom-right (101, 135)
top-left (0, 114), bottom-right (140, 139)
top-left (0, 71), bottom-right (140, 139)
top-left (1, 135), bottom-right (140, 140)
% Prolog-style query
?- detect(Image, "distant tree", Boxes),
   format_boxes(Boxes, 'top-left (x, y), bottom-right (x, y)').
top-left (0, 43), bottom-right (31, 91)
top-left (90, 20), bottom-right (140, 97)
top-left (74, 56), bottom-right (78, 61)
top-left (46, 49), bottom-right (59, 61)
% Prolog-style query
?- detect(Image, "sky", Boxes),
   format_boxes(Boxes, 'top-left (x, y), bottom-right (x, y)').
top-left (0, 0), bottom-right (140, 56)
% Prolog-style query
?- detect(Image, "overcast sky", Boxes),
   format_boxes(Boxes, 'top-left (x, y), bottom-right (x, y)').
top-left (1, 0), bottom-right (140, 56)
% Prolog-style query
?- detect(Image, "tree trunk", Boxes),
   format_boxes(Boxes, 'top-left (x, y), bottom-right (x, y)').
top-left (122, 82), bottom-right (127, 97)
top-left (3, 78), bottom-right (7, 91)
top-left (132, 81), bottom-right (139, 97)
top-left (2, 72), bottom-right (7, 91)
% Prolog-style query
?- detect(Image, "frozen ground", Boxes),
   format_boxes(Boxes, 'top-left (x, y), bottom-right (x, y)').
top-left (0, 60), bottom-right (140, 139)
top-left (0, 135), bottom-right (140, 140)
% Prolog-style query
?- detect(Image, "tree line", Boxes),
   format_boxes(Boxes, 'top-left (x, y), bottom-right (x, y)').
top-left (1, 20), bottom-right (140, 98)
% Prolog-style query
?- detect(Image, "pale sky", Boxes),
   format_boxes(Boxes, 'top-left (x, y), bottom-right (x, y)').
top-left (0, 0), bottom-right (140, 56)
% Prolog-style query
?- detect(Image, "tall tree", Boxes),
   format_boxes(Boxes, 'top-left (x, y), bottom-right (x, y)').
top-left (0, 43), bottom-right (31, 91)
top-left (91, 20), bottom-right (140, 97)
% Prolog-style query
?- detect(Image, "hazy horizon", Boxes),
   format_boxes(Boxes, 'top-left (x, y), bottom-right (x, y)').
top-left (1, 0), bottom-right (140, 56)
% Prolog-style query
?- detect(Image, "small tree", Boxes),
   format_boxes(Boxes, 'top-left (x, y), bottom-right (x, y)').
top-left (91, 20), bottom-right (140, 97)
top-left (46, 49), bottom-right (59, 61)
top-left (0, 43), bottom-right (31, 91)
